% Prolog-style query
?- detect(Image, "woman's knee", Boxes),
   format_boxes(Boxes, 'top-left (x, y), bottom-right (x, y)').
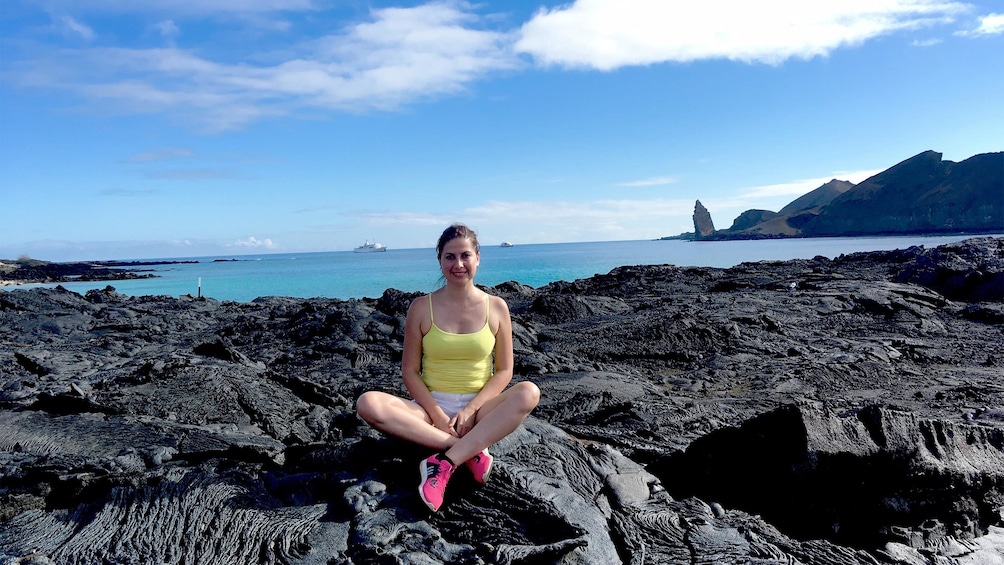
top-left (356, 391), bottom-right (384, 423)
top-left (512, 381), bottom-right (540, 411)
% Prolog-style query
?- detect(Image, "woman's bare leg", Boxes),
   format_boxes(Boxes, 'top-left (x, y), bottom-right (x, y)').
top-left (356, 391), bottom-right (458, 450)
top-left (444, 381), bottom-right (540, 464)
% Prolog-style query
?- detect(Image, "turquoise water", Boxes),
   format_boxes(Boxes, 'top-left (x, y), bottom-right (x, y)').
top-left (6, 235), bottom-right (990, 302)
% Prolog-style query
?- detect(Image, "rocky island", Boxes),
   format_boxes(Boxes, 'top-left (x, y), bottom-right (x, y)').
top-left (0, 258), bottom-right (196, 287)
top-left (1, 237), bottom-right (1003, 564)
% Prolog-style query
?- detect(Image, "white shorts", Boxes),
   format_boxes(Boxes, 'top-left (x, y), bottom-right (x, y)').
top-left (416, 391), bottom-right (478, 419)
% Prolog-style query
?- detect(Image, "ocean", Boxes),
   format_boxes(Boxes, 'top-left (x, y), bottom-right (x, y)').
top-left (6, 235), bottom-right (991, 302)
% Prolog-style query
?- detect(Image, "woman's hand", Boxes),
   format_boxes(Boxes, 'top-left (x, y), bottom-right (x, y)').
top-left (433, 410), bottom-right (459, 437)
top-left (451, 405), bottom-right (479, 437)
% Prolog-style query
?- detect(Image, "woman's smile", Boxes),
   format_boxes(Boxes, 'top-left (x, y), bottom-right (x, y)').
top-left (440, 238), bottom-right (479, 283)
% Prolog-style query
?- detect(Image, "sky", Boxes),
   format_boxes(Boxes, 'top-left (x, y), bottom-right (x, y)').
top-left (1, 0), bottom-right (1002, 261)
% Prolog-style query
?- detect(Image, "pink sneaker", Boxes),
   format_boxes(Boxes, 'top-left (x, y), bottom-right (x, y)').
top-left (466, 448), bottom-right (493, 484)
top-left (419, 453), bottom-right (455, 512)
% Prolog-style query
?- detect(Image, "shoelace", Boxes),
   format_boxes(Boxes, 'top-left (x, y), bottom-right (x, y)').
top-left (427, 457), bottom-right (450, 479)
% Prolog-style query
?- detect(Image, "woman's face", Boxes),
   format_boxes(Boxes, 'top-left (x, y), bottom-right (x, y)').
top-left (439, 237), bottom-right (479, 285)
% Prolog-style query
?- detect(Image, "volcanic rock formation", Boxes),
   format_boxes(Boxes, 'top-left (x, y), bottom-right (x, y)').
top-left (689, 150), bottom-right (1004, 241)
top-left (1, 237), bottom-right (1003, 564)
top-left (692, 199), bottom-right (716, 240)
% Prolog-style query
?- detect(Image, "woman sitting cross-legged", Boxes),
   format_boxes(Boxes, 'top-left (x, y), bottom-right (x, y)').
top-left (356, 223), bottom-right (540, 512)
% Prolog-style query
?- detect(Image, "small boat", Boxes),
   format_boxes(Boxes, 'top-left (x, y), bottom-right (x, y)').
top-left (354, 241), bottom-right (387, 253)
top-left (500, 241), bottom-right (513, 248)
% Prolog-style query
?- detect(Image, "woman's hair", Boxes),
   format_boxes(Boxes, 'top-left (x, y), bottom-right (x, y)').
top-left (436, 223), bottom-right (480, 259)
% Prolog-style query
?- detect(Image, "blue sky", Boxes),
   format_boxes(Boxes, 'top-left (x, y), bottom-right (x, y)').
top-left (2, 0), bottom-right (1002, 261)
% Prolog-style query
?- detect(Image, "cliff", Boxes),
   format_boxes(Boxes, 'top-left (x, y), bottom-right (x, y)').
top-left (692, 199), bottom-right (716, 239)
top-left (803, 151), bottom-right (1004, 236)
top-left (693, 150), bottom-right (1003, 240)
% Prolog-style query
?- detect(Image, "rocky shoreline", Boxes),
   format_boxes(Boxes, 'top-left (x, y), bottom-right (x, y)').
top-left (1, 237), bottom-right (1002, 564)
top-left (0, 259), bottom-right (188, 287)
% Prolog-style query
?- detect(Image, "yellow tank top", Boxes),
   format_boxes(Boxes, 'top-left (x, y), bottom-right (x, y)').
top-left (421, 294), bottom-right (495, 394)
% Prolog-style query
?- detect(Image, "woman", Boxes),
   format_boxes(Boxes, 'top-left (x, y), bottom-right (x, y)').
top-left (356, 224), bottom-right (541, 512)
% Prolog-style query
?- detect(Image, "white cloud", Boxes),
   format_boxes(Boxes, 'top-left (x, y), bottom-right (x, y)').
top-left (968, 13), bottom-right (1004, 35)
top-left (145, 168), bottom-right (240, 180)
top-left (911, 38), bottom-right (943, 46)
top-left (233, 236), bottom-right (278, 249)
top-left (10, 3), bottom-right (517, 130)
top-left (356, 210), bottom-right (453, 227)
top-left (515, 0), bottom-right (970, 70)
top-left (156, 20), bottom-right (180, 39)
top-left (58, 15), bottom-right (95, 40)
top-left (334, 196), bottom-right (697, 245)
top-left (616, 176), bottom-right (678, 187)
top-left (99, 188), bottom-right (160, 197)
top-left (739, 169), bottom-right (881, 198)
top-left (125, 147), bottom-right (197, 163)
top-left (11, 1), bottom-right (977, 132)
top-left (35, 0), bottom-right (317, 16)
top-left (300, 3), bottom-right (519, 109)
top-left (337, 167), bottom-right (888, 246)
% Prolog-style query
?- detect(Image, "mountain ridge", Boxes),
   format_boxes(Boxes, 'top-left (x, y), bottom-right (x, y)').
top-left (681, 150), bottom-right (1003, 240)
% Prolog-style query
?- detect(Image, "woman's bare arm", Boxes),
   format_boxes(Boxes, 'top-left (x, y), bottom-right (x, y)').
top-left (401, 297), bottom-right (455, 435)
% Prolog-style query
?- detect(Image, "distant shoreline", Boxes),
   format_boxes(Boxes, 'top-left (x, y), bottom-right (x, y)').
top-left (0, 259), bottom-right (200, 286)
top-left (4, 234), bottom-right (1001, 296)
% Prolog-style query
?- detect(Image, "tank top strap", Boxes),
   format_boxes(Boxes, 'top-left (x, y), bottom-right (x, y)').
top-left (428, 294), bottom-right (435, 322)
